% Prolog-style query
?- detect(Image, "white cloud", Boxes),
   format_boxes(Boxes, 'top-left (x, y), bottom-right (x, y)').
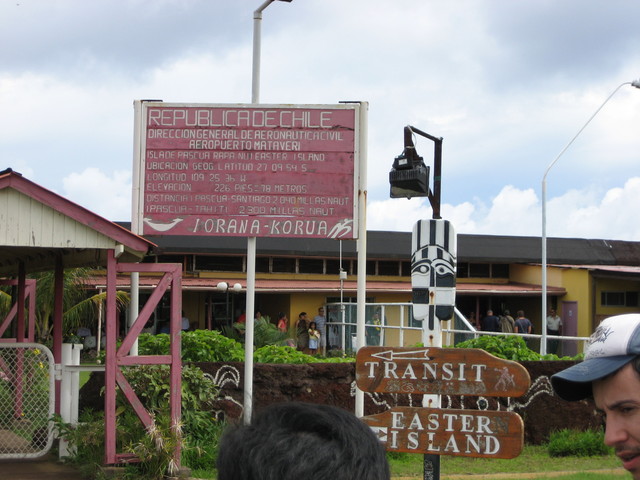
top-left (61, 168), bottom-right (132, 221)
top-left (553, 177), bottom-right (640, 241)
top-left (368, 178), bottom-right (640, 241)
top-left (2, 1), bottom-right (640, 242)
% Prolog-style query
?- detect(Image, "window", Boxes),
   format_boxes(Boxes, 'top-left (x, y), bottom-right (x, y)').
top-left (457, 262), bottom-right (509, 279)
top-left (326, 259), bottom-right (341, 275)
top-left (601, 291), bottom-right (626, 307)
top-left (366, 261), bottom-right (376, 275)
top-left (457, 263), bottom-right (469, 278)
top-left (601, 291), bottom-right (639, 307)
top-left (272, 257), bottom-right (296, 273)
top-left (256, 257), bottom-right (270, 273)
top-left (492, 264), bottom-right (510, 278)
top-left (156, 254), bottom-right (181, 264)
top-left (469, 263), bottom-right (490, 278)
top-left (401, 261), bottom-right (411, 277)
top-left (299, 258), bottom-right (324, 274)
top-left (378, 261), bottom-right (400, 276)
top-left (196, 256), bottom-right (243, 272)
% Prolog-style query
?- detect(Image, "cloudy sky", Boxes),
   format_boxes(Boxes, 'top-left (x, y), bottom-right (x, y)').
top-left (2, 0), bottom-right (639, 240)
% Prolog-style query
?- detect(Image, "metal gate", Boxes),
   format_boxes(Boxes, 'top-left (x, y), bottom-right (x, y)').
top-left (0, 343), bottom-right (55, 458)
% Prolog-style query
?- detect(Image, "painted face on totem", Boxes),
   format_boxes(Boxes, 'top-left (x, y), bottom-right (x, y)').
top-left (411, 219), bottom-right (457, 328)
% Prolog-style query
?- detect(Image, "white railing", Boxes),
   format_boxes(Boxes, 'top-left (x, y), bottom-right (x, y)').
top-left (325, 302), bottom-right (590, 355)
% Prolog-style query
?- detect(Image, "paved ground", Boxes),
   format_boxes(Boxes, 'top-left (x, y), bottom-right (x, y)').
top-left (0, 453), bottom-right (86, 480)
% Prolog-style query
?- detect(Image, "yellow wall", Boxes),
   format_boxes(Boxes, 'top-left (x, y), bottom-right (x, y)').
top-left (595, 277), bottom-right (640, 319)
top-left (558, 268), bottom-right (593, 338)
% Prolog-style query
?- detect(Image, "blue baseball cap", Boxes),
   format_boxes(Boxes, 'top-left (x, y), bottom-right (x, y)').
top-left (551, 314), bottom-right (640, 401)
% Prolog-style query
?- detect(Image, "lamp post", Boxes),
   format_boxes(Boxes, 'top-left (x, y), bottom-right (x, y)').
top-left (389, 125), bottom-right (447, 480)
top-left (252, 0), bottom-right (292, 103)
top-left (245, 0), bottom-right (293, 425)
top-left (389, 125), bottom-right (443, 218)
top-left (541, 79), bottom-right (640, 355)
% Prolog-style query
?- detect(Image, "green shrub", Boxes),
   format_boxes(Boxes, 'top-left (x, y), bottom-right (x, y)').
top-left (121, 412), bottom-right (182, 479)
top-left (252, 345), bottom-right (355, 363)
top-left (138, 330), bottom-right (244, 362)
top-left (547, 428), bottom-right (612, 457)
top-left (226, 318), bottom-right (290, 348)
top-left (454, 335), bottom-right (580, 361)
top-left (58, 363), bottom-right (223, 477)
top-left (52, 410), bottom-right (108, 478)
top-left (253, 345), bottom-right (315, 364)
top-left (181, 410), bottom-right (226, 471)
top-left (120, 364), bottom-right (218, 416)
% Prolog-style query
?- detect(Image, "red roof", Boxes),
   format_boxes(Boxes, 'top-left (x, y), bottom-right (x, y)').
top-left (86, 275), bottom-right (565, 296)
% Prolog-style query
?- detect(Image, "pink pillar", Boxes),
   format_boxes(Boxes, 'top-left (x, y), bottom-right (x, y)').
top-left (170, 267), bottom-right (182, 466)
top-left (104, 250), bottom-right (118, 464)
top-left (17, 263), bottom-right (25, 342)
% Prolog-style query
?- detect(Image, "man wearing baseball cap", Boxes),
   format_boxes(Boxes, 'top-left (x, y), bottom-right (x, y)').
top-left (551, 313), bottom-right (640, 479)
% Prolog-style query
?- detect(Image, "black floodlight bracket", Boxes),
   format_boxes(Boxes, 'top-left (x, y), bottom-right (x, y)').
top-left (389, 125), bottom-right (443, 219)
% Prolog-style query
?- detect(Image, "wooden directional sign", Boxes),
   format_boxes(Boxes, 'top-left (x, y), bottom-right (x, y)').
top-left (356, 347), bottom-right (530, 397)
top-left (362, 406), bottom-right (524, 459)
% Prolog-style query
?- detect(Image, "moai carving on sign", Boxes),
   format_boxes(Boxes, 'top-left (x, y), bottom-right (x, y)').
top-left (411, 219), bottom-right (456, 329)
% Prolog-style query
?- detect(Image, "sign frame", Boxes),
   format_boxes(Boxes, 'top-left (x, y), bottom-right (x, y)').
top-left (362, 406), bottom-right (524, 459)
top-left (356, 346), bottom-right (531, 397)
top-left (132, 101), bottom-right (362, 239)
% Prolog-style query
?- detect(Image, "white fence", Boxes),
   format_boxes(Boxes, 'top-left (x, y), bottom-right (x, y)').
top-left (325, 303), bottom-right (590, 355)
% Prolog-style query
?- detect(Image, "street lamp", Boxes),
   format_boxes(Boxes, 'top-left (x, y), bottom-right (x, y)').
top-left (216, 282), bottom-right (243, 293)
top-left (389, 125), bottom-right (443, 219)
top-left (541, 79), bottom-right (640, 355)
top-left (252, 0), bottom-right (292, 103)
top-left (246, 0), bottom-right (294, 426)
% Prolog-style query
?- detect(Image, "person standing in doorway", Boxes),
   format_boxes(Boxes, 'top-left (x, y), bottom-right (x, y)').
top-left (514, 310), bottom-right (532, 336)
top-left (308, 322), bottom-right (321, 355)
top-left (295, 312), bottom-right (309, 353)
top-left (547, 308), bottom-right (563, 355)
top-left (181, 311), bottom-right (190, 331)
top-left (481, 309), bottom-right (501, 333)
top-left (313, 306), bottom-right (327, 355)
top-left (277, 312), bottom-right (289, 333)
top-left (500, 309), bottom-right (515, 333)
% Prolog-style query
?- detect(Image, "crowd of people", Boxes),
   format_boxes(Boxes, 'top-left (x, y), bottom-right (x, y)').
top-left (475, 308), bottom-right (564, 354)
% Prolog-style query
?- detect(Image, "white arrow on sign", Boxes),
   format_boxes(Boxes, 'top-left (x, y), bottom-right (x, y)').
top-left (370, 349), bottom-right (432, 362)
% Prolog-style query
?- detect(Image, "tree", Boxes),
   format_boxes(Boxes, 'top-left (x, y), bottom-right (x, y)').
top-left (0, 267), bottom-right (129, 343)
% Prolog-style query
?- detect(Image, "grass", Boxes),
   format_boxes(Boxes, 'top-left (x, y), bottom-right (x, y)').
top-left (79, 370), bottom-right (91, 388)
top-left (187, 445), bottom-right (624, 480)
top-left (387, 445), bottom-right (624, 479)
top-left (493, 474), bottom-right (627, 480)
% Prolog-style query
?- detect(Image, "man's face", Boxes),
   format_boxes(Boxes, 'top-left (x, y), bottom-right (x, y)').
top-left (593, 363), bottom-right (640, 479)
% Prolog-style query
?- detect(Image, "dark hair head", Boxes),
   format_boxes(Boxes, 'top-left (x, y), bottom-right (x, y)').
top-left (217, 402), bottom-right (390, 480)
top-left (309, 321), bottom-right (317, 329)
top-left (299, 311), bottom-right (307, 318)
